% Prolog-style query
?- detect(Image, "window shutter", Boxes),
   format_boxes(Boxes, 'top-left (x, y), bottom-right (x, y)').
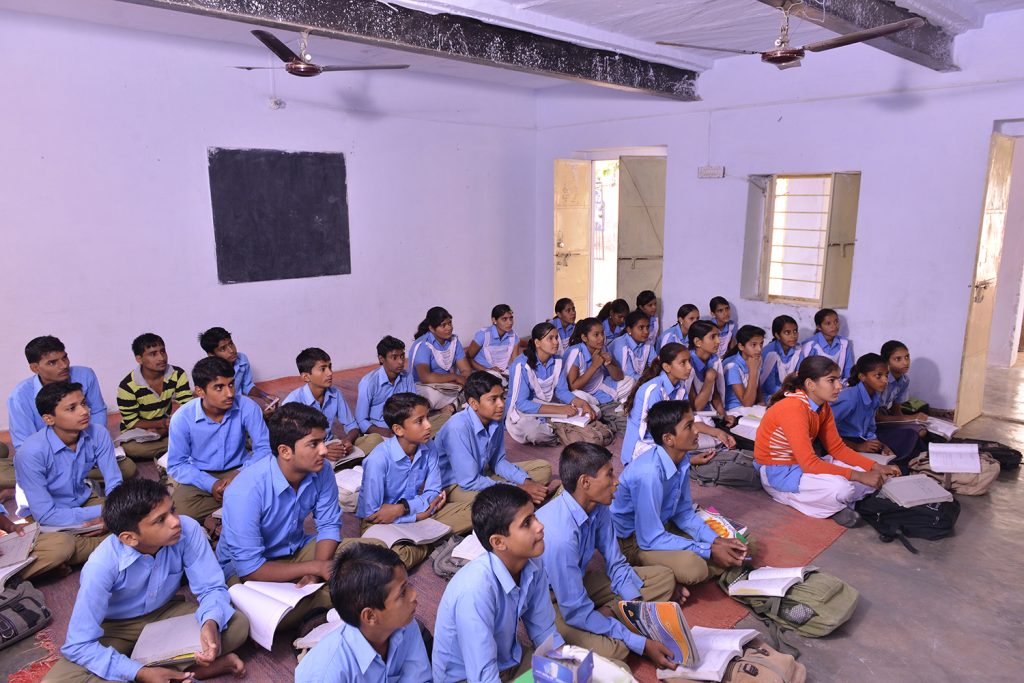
top-left (820, 172), bottom-right (861, 309)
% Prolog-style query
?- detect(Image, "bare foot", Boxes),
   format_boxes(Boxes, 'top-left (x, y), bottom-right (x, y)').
top-left (672, 585), bottom-right (691, 605)
top-left (190, 653), bottom-right (245, 680)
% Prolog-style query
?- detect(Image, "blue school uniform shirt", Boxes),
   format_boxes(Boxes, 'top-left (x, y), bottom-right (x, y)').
top-left (880, 372), bottom-right (910, 410)
top-left (7, 366), bottom-right (108, 450)
top-left (355, 366), bottom-right (416, 431)
top-left (723, 355), bottom-right (753, 411)
top-left (831, 383), bottom-right (881, 440)
top-left (689, 352), bottom-right (724, 412)
top-left (551, 317), bottom-right (575, 355)
top-left (621, 372), bottom-right (689, 465)
top-left (602, 319), bottom-right (624, 350)
top-left (166, 394), bottom-right (272, 493)
top-left (471, 325), bottom-right (521, 372)
top-left (536, 491), bottom-right (646, 655)
top-left (647, 315), bottom-right (661, 347)
top-left (217, 454), bottom-right (341, 579)
top-left (505, 353), bottom-right (576, 427)
top-left (800, 332), bottom-right (855, 380)
top-left (295, 619), bottom-right (431, 683)
top-left (610, 334), bottom-right (652, 380)
top-left (716, 319), bottom-right (737, 357)
top-left (60, 516), bottom-right (234, 682)
top-left (14, 424), bottom-right (122, 526)
top-left (410, 332), bottom-right (466, 383)
top-left (432, 552), bottom-right (562, 682)
top-left (610, 446), bottom-right (719, 557)
top-left (436, 406), bottom-right (527, 490)
top-left (758, 340), bottom-right (804, 398)
top-left (282, 384), bottom-right (358, 441)
top-left (357, 437), bottom-right (442, 523)
top-left (564, 343), bottom-right (617, 403)
top-left (657, 322), bottom-right (685, 352)
top-left (233, 352), bottom-right (255, 395)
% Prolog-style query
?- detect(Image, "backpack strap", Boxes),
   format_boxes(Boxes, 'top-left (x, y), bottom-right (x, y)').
top-left (878, 527), bottom-right (920, 554)
top-left (746, 597), bottom-right (802, 659)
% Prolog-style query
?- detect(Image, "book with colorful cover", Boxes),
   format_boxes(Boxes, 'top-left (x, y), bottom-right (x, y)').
top-left (618, 601), bottom-right (699, 668)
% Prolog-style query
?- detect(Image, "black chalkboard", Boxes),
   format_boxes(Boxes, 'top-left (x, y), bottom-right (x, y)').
top-left (207, 147), bottom-right (350, 284)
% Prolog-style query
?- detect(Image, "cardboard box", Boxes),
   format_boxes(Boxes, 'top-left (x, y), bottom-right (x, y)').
top-left (531, 635), bottom-right (593, 683)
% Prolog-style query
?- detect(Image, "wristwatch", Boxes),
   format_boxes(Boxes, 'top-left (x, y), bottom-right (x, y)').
top-left (398, 498), bottom-right (411, 515)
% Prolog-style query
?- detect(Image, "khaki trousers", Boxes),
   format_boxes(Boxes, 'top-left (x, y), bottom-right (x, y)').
top-left (361, 500), bottom-right (473, 570)
top-left (0, 443), bottom-right (14, 489)
top-left (86, 458), bottom-right (138, 483)
top-left (618, 523), bottom-right (722, 585)
top-left (20, 495), bottom-right (109, 580)
top-left (353, 433), bottom-right (384, 455)
top-left (121, 437), bottom-right (169, 460)
top-left (43, 597), bottom-right (250, 683)
top-left (171, 468), bottom-right (237, 523)
top-left (446, 459), bottom-right (553, 504)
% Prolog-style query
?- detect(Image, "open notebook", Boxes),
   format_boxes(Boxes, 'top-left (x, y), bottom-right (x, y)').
top-left (0, 523), bottom-right (39, 589)
top-left (228, 580), bottom-right (323, 650)
top-left (927, 443), bottom-right (981, 473)
top-left (726, 566), bottom-right (817, 598)
top-left (879, 474), bottom-right (954, 507)
top-left (656, 628), bottom-right (760, 682)
top-left (361, 518), bottom-right (451, 548)
top-left (130, 613), bottom-right (201, 666)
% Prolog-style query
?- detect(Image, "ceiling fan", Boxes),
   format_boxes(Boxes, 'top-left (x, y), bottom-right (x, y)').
top-left (657, 5), bottom-right (924, 70)
top-left (236, 29), bottom-right (410, 77)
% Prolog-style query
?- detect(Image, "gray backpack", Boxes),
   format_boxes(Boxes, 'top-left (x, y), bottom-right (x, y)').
top-left (430, 535), bottom-right (470, 580)
top-left (0, 580), bottom-right (52, 651)
top-left (691, 449), bottom-right (762, 490)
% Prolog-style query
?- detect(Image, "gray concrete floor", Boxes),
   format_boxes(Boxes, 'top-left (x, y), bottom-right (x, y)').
top-left (741, 363), bottom-right (1024, 682)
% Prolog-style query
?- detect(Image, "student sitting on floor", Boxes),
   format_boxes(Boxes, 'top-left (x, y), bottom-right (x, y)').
top-left (609, 310), bottom-right (653, 380)
top-left (759, 315), bottom-right (804, 399)
top-left (597, 298), bottom-right (630, 351)
top-left (115, 333), bottom-right (193, 461)
top-left (723, 325), bottom-right (766, 413)
top-left (800, 308), bottom-right (855, 381)
top-left (505, 322), bottom-right (598, 446)
top-left (552, 297), bottom-right (577, 355)
top-left (611, 400), bottom-right (747, 585)
top-left (636, 290), bottom-right (660, 348)
top-left (44, 478), bottom-right (249, 683)
top-left (831, 353), bottom-right (923, 465)
top-left (708, 296), bottom-right (738, 358)
top-left (357, 393), bottom-right (473, 570)
top-left (657, 303), bottom-right (699, 352)
top-left (13, 382), bottom-right (124, 580)
top-left (754, 356), bottom-right (901, 527)
top-left (295, 543), bottom-right (430, 683)
top-left (876, 339), bottom-right (930, 437)
top-left (218, 403), bottom-right (380, 635)
top-left (466, 304), bottom-right (521, 381)
top-left (432, 484), bottom-right (562, 683)
top-left (687, 321), bottom-right (729, 419)
top-left (565, 318), bottom-right (634, 429)
top-left (621, 344), bottom-right (734, 466)
top-left (537, 443), bottom-right (677, 670)
top-left (167, 356), bottom-right (272, 523)
top-left (409, 306), bottom-right (473, 416)
top-left (436, 371), bottom-right (554, 505)
top-left (199, 326), bottom-right (278, 413)
top-left (284, 347), bottom-right (383, 460)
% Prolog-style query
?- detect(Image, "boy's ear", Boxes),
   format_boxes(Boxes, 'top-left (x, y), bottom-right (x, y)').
top-left (194, 386), bottom-right (207, 399)
top-left (134, 355), bottom-right (145, 364)
top-left (467, 397), bottom-right (480, 411)
top-left (276, 444), bottom-right (294, 460)
top-left (359, 606), bottom-right (378, 627)
top-left (390, 422), bottom-right (404, 438)
top-left (488, 533), bottom-right (508, 552)
top-left (41, 413), bottom-right (56, 426)
top-left (118, 530), bottom-right (140, 548)
top-left (377, 355), bottom-right (386, 365)
top-left (300, 372), bottom-right (312, 384)
top-left (28, 362), bottom-right (40, 375)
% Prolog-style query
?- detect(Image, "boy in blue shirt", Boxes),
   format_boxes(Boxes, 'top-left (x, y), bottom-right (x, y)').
top-left (436, 371), bottom-right (554, 505)
top-left (611, 400), bottom-right (748, 585)
top-left (537, 443), bottom-right (677, 669)
top-left (13, 381), bottom-right (122, 580)
top-left (44, 478), bottom-right (248, 683)
top-left (432, 484), bottom-right (562, 683)
top-left (355, 336), bottom-right (421, 438)
top-left (284, 347), bottom-right (382, 460)
top-left (167, 356), bottom-right (272, 523)
top-left (199, 326), bottom-right (278, 413)
top-left (357, 393), bottom-right (472, 570)
top-left (295, 543), bottom-right (431, 683)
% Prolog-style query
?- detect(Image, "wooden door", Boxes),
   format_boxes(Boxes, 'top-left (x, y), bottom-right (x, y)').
top-left (616, 156), bottom-right (666, 306)
top-left (554, 160), bottom-right (593, 315)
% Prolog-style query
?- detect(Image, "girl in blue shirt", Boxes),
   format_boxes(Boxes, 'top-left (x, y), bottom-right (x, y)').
top-left (709, 296), bottom-right (738, 358)
top-left (565, 318), bottom-right (634, 432)
top-left (687, 321), bottom-right (727, 417)
top-left (552, 298), bottom-right (577, 355)
top-left (800, 308), bottom-right (855, 381)
top-left (597, 299), bottom-right (629, 351)
top-left (410, 306), bottom-right (473, 414)
top-left (875, 340), bottom-right (929, 440)
top-left (759, 315), bottom-right (804, 398)
top-left (658, 303), bottom-right (699, 351)
top-left (723, 324), bottom-right (766, 412)
top-left (466, 304), bottom-right (520, 380)
top-left (609, 310), bottom-right (653, 380)
top-left (636, 290), bottom-right (660, 348)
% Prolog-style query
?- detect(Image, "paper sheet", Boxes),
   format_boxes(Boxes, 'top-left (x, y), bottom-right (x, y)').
top-left (928, 443), bottom-right (981, 474)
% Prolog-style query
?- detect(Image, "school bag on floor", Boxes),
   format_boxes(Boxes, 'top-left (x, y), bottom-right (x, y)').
top-left (908, 452), bottom-right (1000, 495)
top-left (854, 493), bottom-right (960, 553)
top-left (948, 437), bottom-right (1022, 470)
top-left (719, 638), bottom-right (807, 683)
top-left (0, 580), bottom-right (52, 651)
top-left (552, 420), bottom-right (614, 447)
top-left (430, 535), bottom-right (469, 580)
top-left (691, 449), bottom-right (762, 490)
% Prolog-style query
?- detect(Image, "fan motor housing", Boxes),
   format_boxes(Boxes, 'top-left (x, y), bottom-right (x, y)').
top-left (285, 61), bottom-right (323, 77)
top-left (761, 48), bottom-right (805, 67)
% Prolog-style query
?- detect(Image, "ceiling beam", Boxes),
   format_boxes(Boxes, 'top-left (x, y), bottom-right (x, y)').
top-left (756, 0), bottom-right (957, 71)
top-left (115, 0), bottom-right (699, 100)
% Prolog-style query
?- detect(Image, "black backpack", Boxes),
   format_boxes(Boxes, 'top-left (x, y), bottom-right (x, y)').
top-left (691, 449), bottom-right (762, 490)
top-left (948, 437), bottom-right (1021, 470)
top-left (0, 580), bottom-right (52, 651)
top-left (854, 493), bottom-right (960, 554)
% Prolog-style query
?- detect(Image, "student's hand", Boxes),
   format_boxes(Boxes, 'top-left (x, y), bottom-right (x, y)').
top-left (710, 537), bottom-right (748, 568)
top-left (855, 439), bottom-right (885, 454)
top-left (570, 398), bottom-right (596, 421)
top-left (559, 404), bottom-right (579, 417)
top-left (451, 375), bottom-right (466, 387)
top-left (712, 429), bottom-right (736, 449)
top-left (689, 449), bottom-right (717, 466)
top-left (195, 620), bottom-right (221, 666)
top-left (428, 491), bottom-right (447, 515)
top-left (705, 368), bottom-right (718, 382)
top-left (851, 468), bottom-right (885, 489)
top-left (212, 478), bottom-right (230, 502)
top-left (748, 354), bottom-right (762, 369)
top-left (0, 515), bottom-right (24, 536)
top-left (519, 479), bottom-right (548, 506)
top-left (722, 414), bottom-right (738, 429)
top-left (600, 351), bottom-right (614, 366)
top-left (367, 503), bottom-right (406, 524)
top-left (325, 440), bottom-right (349, 461)
top-left (913, 412), bottom-right (929, 423)
top-left (297, 568), bottom-right (328, 588)
top-left (872, 463), bottom-right (901, 479)
top-left (880, 444), bottom-right (895, 456)
top-left (81, 517), bottom-right (107, 537)
top-left (135, 667), bottom-right (195, 683)
top-left (644, 638), bottom-right (677, 670)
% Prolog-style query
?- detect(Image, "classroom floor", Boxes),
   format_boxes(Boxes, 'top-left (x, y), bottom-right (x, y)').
top-left (2, 363), bottom-right (1022, 682)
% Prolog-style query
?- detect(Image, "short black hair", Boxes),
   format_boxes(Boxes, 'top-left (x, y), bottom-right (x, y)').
top-left (624, 309), bottom-right (648, 329)
top-left (296, 347), bottom-right (331, 375)
top-left (560, 443), bottom-right (612, 494)
top-left (710, 296), bottom-right (730, 312)
top-left (491, 304), bottom-right (512, 320)
top-left (132, 333), bottom-right (164, 358)
top-left (268, 402), bottom-right (328, 453)
top-left (36, 381), bottom-right (84, 417)
top-left (383, 392), bottom-right (429, 428)
top-left (103, 478), bottom-right (171, 535)
top-left (376, 336), bottom-right (405, 359)
top-left (464, 371), bottom-right (502, 402)
top-left (880, 339), bottom-right (908, 361)
top-left (687, 320), bottom-right (717, 349)
top-left (198, 327), bottom-right (232, 354)
top-left (25, 336), bottom-right (65, 364)
top-left (330, 542), bottom-right (405, 627)
top-left (192, 356), bottom-right (235, 390)
top-left (472, 484), bottom-right (531, 552)
top-left (647, 399), bottom-right (692, 446)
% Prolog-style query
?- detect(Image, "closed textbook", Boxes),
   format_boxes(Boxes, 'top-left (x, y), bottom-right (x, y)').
top-left (879, 474), bottom-right (954, 507)
top-left (130, 613), bottom-right (200, 666)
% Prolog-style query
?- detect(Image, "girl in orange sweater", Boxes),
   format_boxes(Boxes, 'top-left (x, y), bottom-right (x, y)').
top-left (754, 356), bottom-right (900, 527)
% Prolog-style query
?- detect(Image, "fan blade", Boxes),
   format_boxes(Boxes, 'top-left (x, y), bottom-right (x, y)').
top-left (251, 29), bottom-right (301, 63)
top-left (802, 17), bottom-right (924, 53)
top-left (232, 66), bottom-right (285, 70)
top-left (319, 64), bottom-right (411, 72)
top-left (656, 40), bottom-right (760, 55)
